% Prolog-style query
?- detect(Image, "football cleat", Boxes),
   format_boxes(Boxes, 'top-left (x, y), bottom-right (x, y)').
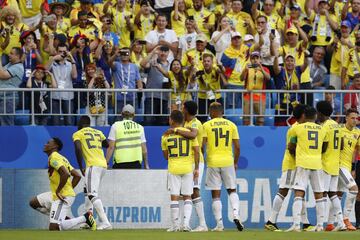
top-left (344, 219), bottom-right (356, 231)
top-left (182, 226), bottom-right (192, 232)
top-left (333, 223), bottom-right (347, 232)
top-left (192, 225), bottom-right (208, 232)
top-left (211, 224), bottom-right (224, 232)
top-left (234, 219), bottom-right (244, 231)
top-left (265, 221), bottom-right (281, 231)
top-left (166, 226), bottom-right (180, 232)
top-left (285, 224), bottom-right (301, 232)
top-left (303, 224), bottom-right (316, 232)
top-left (325, 224), bottom-right (335, 231)
top-left (84, 211), bottom-right (97, 231)
top-left (97, 223), bottom-right (112, 230)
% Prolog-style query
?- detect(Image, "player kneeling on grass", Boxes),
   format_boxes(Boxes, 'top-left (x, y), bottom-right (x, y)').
top-left (162, 110), bottom-right (200, 232)
top-left (44, 137), bottom-right (96, 231)
top-left (30, 191), bottom-right (53, 217)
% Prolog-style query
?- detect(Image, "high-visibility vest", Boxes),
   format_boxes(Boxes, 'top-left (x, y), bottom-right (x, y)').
top-left (113, 120), bottom-right (144, 164)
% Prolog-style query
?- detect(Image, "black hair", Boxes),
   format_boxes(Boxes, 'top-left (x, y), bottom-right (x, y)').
top-left (78, 10), bottom-right (88, 18)
top-left (346, 108), bottom-right (359, 116)
top-left (156, 13), bottom-right (168, 22)
top-left (304, 106), bottom-right (317, 119)
top-left (170, 59), bottom-right (186, 90)
top-left (78, 115), bottom-right (91, 129)
top-left (326, 85), bottom-right (335, 90)
top-left (57, 43), bottom-right (69, 50)
top-left (52, 137), bottom-right (63, 151)
top-left (170, 110), bottom-right (184, 124)
top-left (316, 100), bottom-right (333, 117)
top-left (292, 104), bottom-right (307, 120)
top-left (183, 101), bottom-right (198, 116)
top-left (12, 47), bottom-right (23, 58)
top-left (209, 102), bottom-right (223, 113)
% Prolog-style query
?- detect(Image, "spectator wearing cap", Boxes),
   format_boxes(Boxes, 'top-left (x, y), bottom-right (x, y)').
top-left (104, 0), bottom-right (134, 48)
top-left (48, 1), bottom-right (71, 34)
top-left (134, 0), bottom-right (156, 40)
top-left (171, 0), bottom-right (187, 38)
top-left (273, 52), bottom-right (308, 126)
top-left (145, 14), bottom-right (178, 62)
top-left (329, 20), bottom-right (353, 90)
top-left (342, 0), bottom-right (360, 30)
top-left (109, 47), bottom-right (142, 118)
top-left (210, 15), bottom-right (233, 64)
top-left (309, 46), bottom-right (328, 89)
top-left (46, 43), bottom-right (77, 125)
top-left (70, 0), bottom-right (100, 27)
top-left (187, 0), bottom-right (215, 40)
top-left (342, 31), bottom-right (360, 87)
top-left (85, 63), bottom-right (110, 126)
top-left (226, 0), bottom-right (255, 37)
top-left (20, 31), bottom-right (42, 83)
top-left (26, 64), bottom-right (57, 125)
top-left (106, 104), bottom-right (149, 169)
top-left (305, 0), bottom-right (338, 69)
top-left (182, 34), bottom-right (214, 70)
top-left (140, 45), bottom-right (171, 125)
top-left (68, 10), bottom-right (103, 42)
top-left (244, 34), bottom-right (255, 48)
top-left (94, 39), bottom-right (114, 85)
top-left (18, 0), bottom-right (45, 36)
top-left (221, 31), bottom-right (249, 110)
top-left (252, 0), bottom-right (284, 31)
top-left (240, 51), bottom-right (270, 126)
top-left (254, 15), bottom-right (281, 79)
top-left (0, 47), bottom-right (24, 125)
top-left (177, 17), bottom-right (198, 60)
top-left (344, 73), bottom-right (360, 113)
top-left (0, 6), bottom-right (29, 65)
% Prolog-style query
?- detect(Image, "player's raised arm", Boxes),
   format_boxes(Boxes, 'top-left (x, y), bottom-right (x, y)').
top-left (70, 169), bottom-right (82, 189)
top-left (56, 166), bottom-right (70, 202)
top-left (73, 140), bottom-right (85, 176)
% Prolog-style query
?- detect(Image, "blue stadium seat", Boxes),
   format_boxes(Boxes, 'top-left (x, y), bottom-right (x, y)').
top-left (264, 108), bottom-right (275, 126)
top-left (15, 110), bottom-right (30, 125)
top-left (225, 108), bottom-right (243, 125)
top-left (76, 108), bottom-right (87, 122)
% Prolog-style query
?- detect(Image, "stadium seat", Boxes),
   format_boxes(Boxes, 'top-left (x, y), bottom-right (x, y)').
top-left (264, 108), bottom-right (275, 126)
top-left (225, 108), bottom-right (243, 125)
top-left (15, 110), bottom-right (30, 125)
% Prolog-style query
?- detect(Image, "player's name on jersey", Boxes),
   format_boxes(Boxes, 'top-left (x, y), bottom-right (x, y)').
top-left (304, 125), bottom-right (321, 130)
top-left (210, 121), bottom-right (230, 127)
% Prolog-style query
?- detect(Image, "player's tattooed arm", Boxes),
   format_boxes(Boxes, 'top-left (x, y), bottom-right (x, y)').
top-left (102, 140), bottom-right (109, 149)
top-left (288, 142), bottom-right (296, 156)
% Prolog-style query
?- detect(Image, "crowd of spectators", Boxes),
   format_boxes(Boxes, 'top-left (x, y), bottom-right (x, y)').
top-left (0, 0), bottom-right (359, 126)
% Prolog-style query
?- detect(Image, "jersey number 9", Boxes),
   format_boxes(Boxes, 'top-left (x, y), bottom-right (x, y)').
top-left (308, 131), bottom-right (318, 149)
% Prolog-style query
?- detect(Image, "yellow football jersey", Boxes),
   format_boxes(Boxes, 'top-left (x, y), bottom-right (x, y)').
top-left (321, 119), bottom-right (343, 175)
top-left (184, 117), bottom-right (204, 163)
top-left (340, 126), bottom-right (360, 172)
top-left (72, 127), bottom-right (107, 168)
top-left (203, 117), bottom-right (239, 168)
top-left (161, 127), bottom-right (199, 175)
top-left (289, 122), bottom-right (327, 170)
top-left (281, 122), bottom-right (298, 171)
top-left (48, 152), bottom-right (76, 200)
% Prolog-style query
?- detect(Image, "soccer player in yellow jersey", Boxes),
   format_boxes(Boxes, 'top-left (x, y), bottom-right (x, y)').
top-left (73, 116), bottom-right (112, 230)
top-left (44, 137), bottom-right (96, 231)
top-left (266, 104), bottom-right (313, 231)
top-left (338, 109), bottom-right (359, 231)
top-left (162, 110), bottom-right (199, 232)
top-left (316, 101), bottom-right (346, 231)
top-left (203, 102), bottom-right (243, 232)
top-left (166, 101), bottom-right (208, 232)
top-left (287, 106), bottom-right (328, 232)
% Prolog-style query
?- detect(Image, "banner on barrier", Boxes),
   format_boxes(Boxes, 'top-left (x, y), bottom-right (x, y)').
top-left (0, 169), bottom-right (355, 229)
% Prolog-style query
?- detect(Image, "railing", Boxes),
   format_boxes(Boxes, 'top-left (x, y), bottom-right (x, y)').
top-left (0, 88), bottom-right (358, 126)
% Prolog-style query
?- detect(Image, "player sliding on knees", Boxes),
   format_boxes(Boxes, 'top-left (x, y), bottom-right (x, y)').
top-left (316, 101), bottom-right (346, 231)
top-left (265, 104), bottom-right (314, 231)
top-left (73, 116), bottom-right (112, 230)
top-left (44, 137), bottom-right (96, 231)
top-left (286, 106), bottom-right (328, 232)
top-left (203, 102), bottom-right (244, 232)
top-left (164, 101), bottom-right (208, 232)
top-left (162, 110), bottom-right (200, 232)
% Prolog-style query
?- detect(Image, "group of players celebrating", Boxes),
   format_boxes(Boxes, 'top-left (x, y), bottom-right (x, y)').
top-left (27, 100), bottom-right (359, 232)
top-left (265, 102), bottom-right (359, 232)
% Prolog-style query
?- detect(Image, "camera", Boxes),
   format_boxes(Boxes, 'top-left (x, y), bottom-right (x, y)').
top-left (271, 29), bottom-right (275, 35)
top-left (138, 40), bottom-right (147, 45)
top-left (119, 50), bottom-right (130, 56)
top-left (248, 63), bottom-right (259, 68)
top-left (188, 16), bottom-right (194, 20)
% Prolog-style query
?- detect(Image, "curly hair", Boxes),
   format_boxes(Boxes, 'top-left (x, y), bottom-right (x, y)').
top-left (0, 6), bottom-right (22, 25)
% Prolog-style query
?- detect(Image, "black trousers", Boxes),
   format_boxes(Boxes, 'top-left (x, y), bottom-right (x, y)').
top-left (113, 161), bottom-right (142, 169)
top-left (198, 98), bottom-right (223, 123)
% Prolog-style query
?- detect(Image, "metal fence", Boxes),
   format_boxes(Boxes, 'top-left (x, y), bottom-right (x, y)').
top-left (0, 88), bottom-right (358, 126)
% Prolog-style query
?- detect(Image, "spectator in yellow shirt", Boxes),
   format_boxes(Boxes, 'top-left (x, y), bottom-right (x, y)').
top-left (70, 0), bottom-right (100, 27)
top-left (49, 1), bottom-right (71, 34)
top-left (171, 0), bottom-right (187, 38)
top-left (226, 0), bottom-right (256, 37)
top-left (134, 1), bottom-right (155, 40)
top-left (187, 0), bottom-right (215, 41)
top-left (252, 0), bottom-right (284, 32)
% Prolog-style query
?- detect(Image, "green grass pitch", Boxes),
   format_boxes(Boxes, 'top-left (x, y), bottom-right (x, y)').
top-left (0, 229), bottom-right (359, 240)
